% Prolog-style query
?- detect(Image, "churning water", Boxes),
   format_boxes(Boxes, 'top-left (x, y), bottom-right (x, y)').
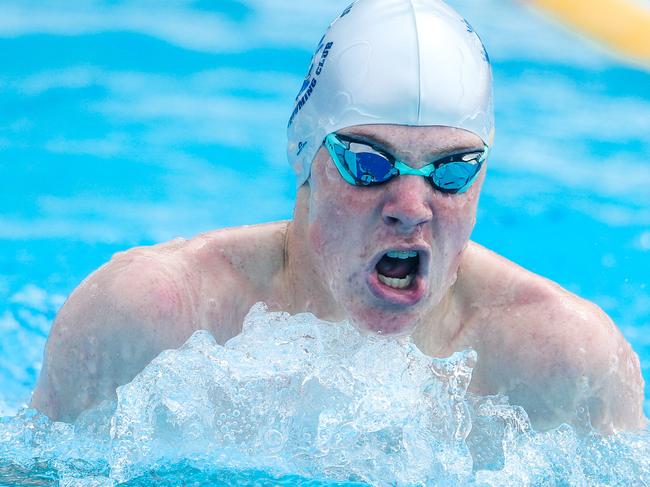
top-left (1, 304), bottom-right (649, 486)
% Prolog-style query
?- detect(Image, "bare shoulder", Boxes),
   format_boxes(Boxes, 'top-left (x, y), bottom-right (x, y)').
top-left (190, 220), bottom-right (289, 290)
top-left (32, 221), bottom-right (289, 421)
top-left (458, 242), bottom-right (646, 432)
top-left (31, 238), bottom-right (200, 420)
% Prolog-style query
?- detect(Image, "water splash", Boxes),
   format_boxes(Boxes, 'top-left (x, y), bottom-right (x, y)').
top-left (1, 303), bottom-right (649, 486)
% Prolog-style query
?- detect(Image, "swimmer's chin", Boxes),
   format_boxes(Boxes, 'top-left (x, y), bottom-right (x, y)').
top-left (348, 315), bottom-right (418, 338)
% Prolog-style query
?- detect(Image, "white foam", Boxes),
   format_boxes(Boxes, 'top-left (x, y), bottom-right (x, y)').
top-left (109, 303), bottom-right (476, 484)
top-left (1, 303), bottom-right (649, 485)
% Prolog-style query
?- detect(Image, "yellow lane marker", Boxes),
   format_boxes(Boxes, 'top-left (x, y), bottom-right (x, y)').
top-left (529, 0), bottom-right (650, 64)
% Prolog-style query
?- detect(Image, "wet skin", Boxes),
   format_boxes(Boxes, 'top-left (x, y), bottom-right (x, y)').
top-left (299, 125), bottom-right (485, 337)
top-left (32, 125), bottom-right (647, 433)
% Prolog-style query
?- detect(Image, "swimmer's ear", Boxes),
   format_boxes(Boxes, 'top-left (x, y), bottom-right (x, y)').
top-left (293, 182), bottom-right (312, 222)
top-left (296, 178), bottom-right (311, 201)
top-left (295, 180), bottom-right (311, 200)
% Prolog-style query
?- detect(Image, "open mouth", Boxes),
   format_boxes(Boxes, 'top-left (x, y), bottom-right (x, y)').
top-left (366, 247), bottom-right (428, 306)
top-left (375, 250), bottom-right (420, 290)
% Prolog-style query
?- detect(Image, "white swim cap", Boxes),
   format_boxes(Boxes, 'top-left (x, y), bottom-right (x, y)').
top-left (287, 0), bottom-right (494, 187)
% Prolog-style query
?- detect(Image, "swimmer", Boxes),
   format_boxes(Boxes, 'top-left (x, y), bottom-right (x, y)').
top-left (32, 0), bottom-right (646, 432)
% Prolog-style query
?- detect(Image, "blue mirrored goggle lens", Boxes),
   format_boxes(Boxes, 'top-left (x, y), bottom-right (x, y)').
top-left (430, 160), bottom-right (481, 193)
top-left (353, 151), bottom-right (394, 184)
top-left (335, 140), bottom-right (395, 185)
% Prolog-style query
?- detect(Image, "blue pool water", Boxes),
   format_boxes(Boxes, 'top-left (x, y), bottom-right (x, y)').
top-left (1, 0), bottom-right (649, 484)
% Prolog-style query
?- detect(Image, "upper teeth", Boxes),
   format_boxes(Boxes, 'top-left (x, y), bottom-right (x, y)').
top-left (386, 250), bottom-right (418, 259)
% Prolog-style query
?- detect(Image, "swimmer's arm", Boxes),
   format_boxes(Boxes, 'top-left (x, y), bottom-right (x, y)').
top-left (506, 298), bottom-right (647, 433)
top-left (31, 253), bottom-right (199, 422)
top-left (461, 246), bottom-right (645, 432)
top-left (579, 305), bottom-right (647, 433)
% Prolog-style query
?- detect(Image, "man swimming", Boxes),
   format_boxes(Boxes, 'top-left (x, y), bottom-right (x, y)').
top-left (32, 0), bottom-right (646, 432)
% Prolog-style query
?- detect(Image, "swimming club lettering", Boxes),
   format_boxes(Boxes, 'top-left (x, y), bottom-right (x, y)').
top-left (288, 41), bottom-right (334, 129)
top-left (340, 3), bottom-right (353, 18)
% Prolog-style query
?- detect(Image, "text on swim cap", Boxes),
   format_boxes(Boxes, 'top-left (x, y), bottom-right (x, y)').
top-left (288, 41), bottom-right (334, 128)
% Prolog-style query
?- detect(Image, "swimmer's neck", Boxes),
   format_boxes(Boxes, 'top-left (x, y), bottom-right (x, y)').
top-left (281, 190), bottom-right (347, 321)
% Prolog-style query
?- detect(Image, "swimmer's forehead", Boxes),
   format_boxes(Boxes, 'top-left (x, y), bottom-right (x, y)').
top-left (337, 125), bottom-right (485, 158)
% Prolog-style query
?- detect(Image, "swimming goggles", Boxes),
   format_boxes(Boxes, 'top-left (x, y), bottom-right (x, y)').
top-left (324, 133), bottom-right (489, 194)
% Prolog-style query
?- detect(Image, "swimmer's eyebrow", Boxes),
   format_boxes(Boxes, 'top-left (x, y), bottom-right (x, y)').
top-left (341, 131), bottom-right (484, 159)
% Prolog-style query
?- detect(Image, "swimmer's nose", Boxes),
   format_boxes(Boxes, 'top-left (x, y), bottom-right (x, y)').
top-left (381, 176), bottom-right (433, 233)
